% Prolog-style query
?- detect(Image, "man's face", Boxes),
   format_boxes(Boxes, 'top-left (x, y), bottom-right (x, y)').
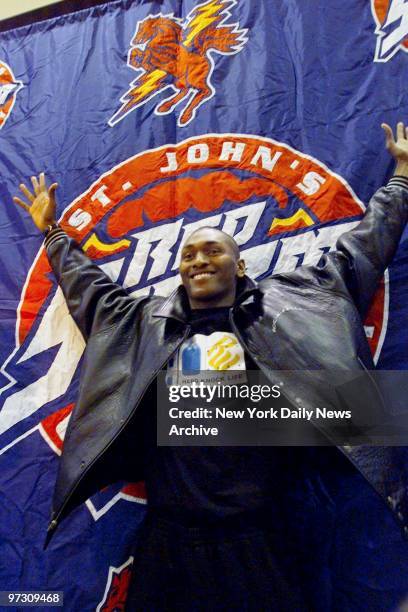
top-left (179, 228), bottom-right (245, 309)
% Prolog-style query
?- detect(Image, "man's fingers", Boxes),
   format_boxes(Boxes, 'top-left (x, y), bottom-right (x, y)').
top-left (31, 175), bottom-right (40, 195)
top-left (13, 196), bottom-right (30, 212)
top-left (397, 121), bottom-right (405, 141)
top-left (381, 123), bottom-right (394, 148)
top-left (48, 182), bottom-right (58, 198)
top-left (19, 183), bottom-right (34, 202)
top-left (39, 172), bottom-right (46, 190)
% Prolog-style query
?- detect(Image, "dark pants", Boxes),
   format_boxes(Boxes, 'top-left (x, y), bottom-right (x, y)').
top-left (125, 450), bottom-right (408, 611)
top-left (125, 512), bottom-right (307, 611)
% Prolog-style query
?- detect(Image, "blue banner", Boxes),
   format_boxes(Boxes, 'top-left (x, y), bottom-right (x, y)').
top-left (0, 0), bottom-right (407, 609)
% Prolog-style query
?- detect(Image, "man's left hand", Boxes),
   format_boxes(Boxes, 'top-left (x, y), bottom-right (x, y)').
top-left (382, 121), bottom-right (408, 177)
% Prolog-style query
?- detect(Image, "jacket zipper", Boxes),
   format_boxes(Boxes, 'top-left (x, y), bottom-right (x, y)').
top-left (49, 324), bottom-right (192, 532)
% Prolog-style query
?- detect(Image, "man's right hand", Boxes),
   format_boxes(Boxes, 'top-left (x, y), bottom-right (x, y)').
top-left (13, 173), bottom-right (58, 233)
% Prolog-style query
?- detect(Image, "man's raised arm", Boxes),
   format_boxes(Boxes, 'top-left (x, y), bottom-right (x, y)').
top-left (13, 173), bottom-right (138, 340)
top-left (286, 122), bottom-right (408, 319)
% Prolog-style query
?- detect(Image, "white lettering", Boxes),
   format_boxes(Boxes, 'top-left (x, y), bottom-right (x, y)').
top-left (113, 211), bottom-right (357, 299)
top-left (250, 147), bottom-right (282, 172)
top-left (273, 220), bottom-right (358, 275)
top-left (160, 151), bottom-right (178, 173)
top-left (169, 424), bottom-right (218, 436)
top-left (219, 141), bottom-right (246, 162)
top-left (315, 408), bottom-right (351, 419)
top-left (68, 208), bottom-right (92, 231)
top-left (246, 407), bottom-right (278, 418)
top-left (123, 219), bottom-right (183, 288)
top-left (296, 172), bottom-right (326, 196)
top-left (91, 185), bottom-right (111, 207)
top-left (187, 144), bottom-right (209, 163)
top-left (222, 201), bottom-right (266, 246)
top-left (215, 408), bottom-right (245, 418)
top-left (243, 241), bottom-right (280, 278)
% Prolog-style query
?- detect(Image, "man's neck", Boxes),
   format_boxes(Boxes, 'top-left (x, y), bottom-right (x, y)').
top-left (189, 297), bottom-right (234, 310)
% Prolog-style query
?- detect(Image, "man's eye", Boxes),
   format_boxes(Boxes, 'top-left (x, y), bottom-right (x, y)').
top-left (182, 253), bottom-right (193, 260)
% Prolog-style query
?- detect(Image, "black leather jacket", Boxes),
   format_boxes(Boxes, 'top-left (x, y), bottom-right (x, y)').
top-left (44, 179), bottom-right (408, 544)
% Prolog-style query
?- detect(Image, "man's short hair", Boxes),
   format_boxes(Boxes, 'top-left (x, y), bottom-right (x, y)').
top-left (184, 226), bottom-right (240, 259)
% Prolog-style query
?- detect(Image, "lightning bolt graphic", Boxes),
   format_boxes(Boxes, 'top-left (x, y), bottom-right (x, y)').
top-left (0, 286), bottom-right (85, 435)
top-left (375, 0), bottom-right (408, 61)
top-left (0, 81), bottom-right (20, 106)
top-left (109, 69), bottom-right (167, 125)
top-left (125, 69), bottom-right (167, 106)
top-left (184, 0), bottom-right (228, 47)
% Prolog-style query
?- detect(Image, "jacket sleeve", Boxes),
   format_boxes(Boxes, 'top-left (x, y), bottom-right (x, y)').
top-left (45, 228), bottom-right (141, 341)
top-left (283, 177), bottom-right (408, 318)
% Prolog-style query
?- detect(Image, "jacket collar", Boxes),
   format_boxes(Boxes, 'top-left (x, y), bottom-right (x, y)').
top-left (152, 275), bottom-right (262, 323)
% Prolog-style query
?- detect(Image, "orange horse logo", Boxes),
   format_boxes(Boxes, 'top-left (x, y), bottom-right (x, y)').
top-left (109, 0), bottom-right (247, 127)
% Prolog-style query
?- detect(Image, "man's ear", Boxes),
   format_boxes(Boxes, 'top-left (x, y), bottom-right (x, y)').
top-left (236, 258), bottom-right (246, 278)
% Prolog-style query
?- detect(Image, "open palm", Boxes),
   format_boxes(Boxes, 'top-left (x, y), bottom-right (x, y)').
top-left (382, 122), bottom-right (408, 162)
top-left (13, 173), bottom-right (58, 232)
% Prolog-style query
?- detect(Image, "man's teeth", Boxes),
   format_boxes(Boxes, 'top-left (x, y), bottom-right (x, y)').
top-left (192, 272), bottom-right (214, 279)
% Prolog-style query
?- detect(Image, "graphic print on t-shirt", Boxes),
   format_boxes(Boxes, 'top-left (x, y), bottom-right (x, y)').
top-left (166, 331), bottom-right (247, 386)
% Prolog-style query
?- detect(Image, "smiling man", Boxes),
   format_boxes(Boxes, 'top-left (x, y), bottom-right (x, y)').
top-left (12, 122), bottom-right (408, 611)
top-left (179, 227), bottom-right (246, 308)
